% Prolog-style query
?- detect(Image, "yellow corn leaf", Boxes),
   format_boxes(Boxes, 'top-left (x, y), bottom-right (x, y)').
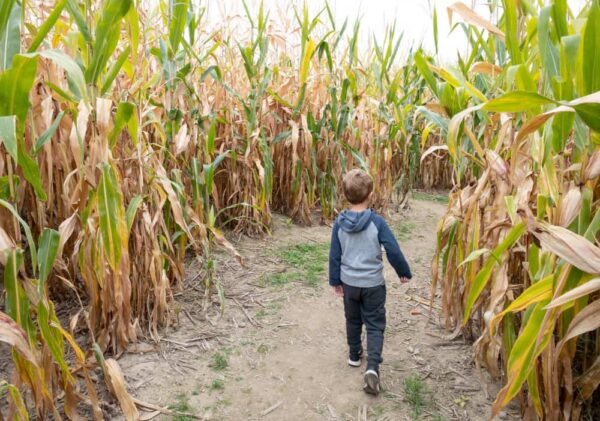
top-left (299, 39), bottom-right (315, 85)
top-left (489, 274), bottom-right (553, 335)
top-left (0, 380), bottom-right (29, 421)
top-left (492, 301), bottom-right (553, 415)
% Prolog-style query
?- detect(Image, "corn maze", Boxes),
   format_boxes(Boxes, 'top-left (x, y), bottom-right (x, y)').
top-left (0, 0), bottom-right (599, 419)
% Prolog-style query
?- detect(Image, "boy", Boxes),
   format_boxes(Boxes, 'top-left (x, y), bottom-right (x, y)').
top-left (329, 169), bottom-right (412, 395)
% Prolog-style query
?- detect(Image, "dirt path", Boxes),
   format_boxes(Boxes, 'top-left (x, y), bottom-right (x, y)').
top-left (118, 198), bottom-right (518, 420)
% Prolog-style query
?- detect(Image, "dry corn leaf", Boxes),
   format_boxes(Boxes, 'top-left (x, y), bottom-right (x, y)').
top-left (547, 278), bottom-right (600, 310)
top-left (0, 227), bottom-right (15, 265)
top-left (557, 298), bottom-right (600, 354)
top-left (447, 2), bottom-right (505, 40)
top-left (105, 358), bottom-right (140, 421)
top-left (174, 123), bottom-right (190, 155)
top-left (584, 149), bottom-right (600, 181)
top-left (574, 354), bottom-right (600, 401)
top-left (558, 186), bottom-right (582, 227)
top-left (0, 312), bottom-right (38, 366)
top-left (469, 61), bottom-right (503, 76)
top-left (529, 221), bottom-right (600, 274)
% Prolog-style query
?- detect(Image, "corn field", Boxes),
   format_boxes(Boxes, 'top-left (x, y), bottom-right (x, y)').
top-left (0, 0), bottom-right (598, 419)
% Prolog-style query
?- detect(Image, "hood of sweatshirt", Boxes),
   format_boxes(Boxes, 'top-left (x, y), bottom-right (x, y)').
top-left (337, 209), bottom-right (373, 233)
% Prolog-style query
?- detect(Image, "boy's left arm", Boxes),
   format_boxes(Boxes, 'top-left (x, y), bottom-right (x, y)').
top-left (374, 215), bottom-right (412, 280)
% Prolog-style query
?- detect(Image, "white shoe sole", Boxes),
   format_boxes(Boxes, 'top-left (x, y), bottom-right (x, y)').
top-left (363, 370), bottom-right (380, 395)
top-left (348, 359), bottom-right (361, 367)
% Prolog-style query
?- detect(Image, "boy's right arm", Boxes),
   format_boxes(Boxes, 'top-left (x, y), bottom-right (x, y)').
top-left (374, 215), bottom-right (412, 280)
top-left (329, 220), bottom-right (342, 287)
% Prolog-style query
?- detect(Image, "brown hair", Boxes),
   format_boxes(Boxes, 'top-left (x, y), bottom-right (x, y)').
top-left (342, 169), bottom-right (373, 204)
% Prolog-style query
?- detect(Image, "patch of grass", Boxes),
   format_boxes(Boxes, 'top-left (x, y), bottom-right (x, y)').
top-left (168, 393), bottom-right (194, 421)
top-left (263, 242), bottom-right (329, 288)
top-left (255, 308), bottom-right (268, 319)
top-left (403, 375), bottom-right (431, 419)
top-left (210, 351), bottom-right (229, 371)
top-left (394, 222), bottom-right (417, 241)
top-left (210, 379), bottom-right (224, 391)
top-left (412, 190), bottom-right (449, 204)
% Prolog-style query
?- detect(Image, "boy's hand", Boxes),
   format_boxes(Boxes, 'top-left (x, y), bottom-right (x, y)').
top-left (399, 277), bottom-right (410, 284)
top-left (332, 285), bottom-right (344, 297)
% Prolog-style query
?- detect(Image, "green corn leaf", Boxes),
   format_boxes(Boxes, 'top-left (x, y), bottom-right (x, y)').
top-left (0, 175), bottom-right (18, 200)
top-left (4, 248), bottom-right (36, 343)
top-left (496, 301), bottom-right (553, 408)
top-left (0, 0), bottom-right (20, 71)
top-left (483, 91), bottom-right (558, 112)
top-left (27, 0), bottom-right (68, 52)
top-left (100, 46), bottom-right (131, 95)
top-left (168, 0), bottom-right (189, 57)
top-left (66, 0), bottom-right (92, 44)
top-left (538, 6), bottom-right (559, 86)
top-left (125, 195), bottom-right (143, 234)
top-left (0, 199), bottom-right (37, 272)
top-left (463, 222), bottom-right (526, 324)
top-left (502, 0), bottom-right (521, 64)
top-left (85, 0), bottom-right (133, 85)
top-left (17, 135), bottom-right (47, 201)
top-left (109, 102), bottom-right (137, 146)
top-left (0, 115), bottom-right (17, 161)
top-left (97, 164), bottom-right (128, 270)
top-left (0, 54), bottom-right (39, 124)
top-left (0, 0), bottom-right (17, 38)
top-left (125, 6), bottom-right (140, 65)
top-left (37, 300), bottom-right (73, 381)
top-left (34, 111), bottom-right (64, 153)
top-left (37, 228), bottom-right (60, 293)
top-left (414, 51), bottom-right (439, 97)
top-left (579, 1), bottom-right (600, 95)
top-left (206, 116), bottom-right (216, 156)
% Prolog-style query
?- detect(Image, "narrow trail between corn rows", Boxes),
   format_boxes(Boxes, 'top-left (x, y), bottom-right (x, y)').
top-left (117, 198), bottom-right (518, 421)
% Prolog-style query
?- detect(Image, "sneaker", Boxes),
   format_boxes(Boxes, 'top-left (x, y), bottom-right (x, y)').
top-left (348, 348), bottom-right (363, 367)
top-left (363, 369), bottom-right (380, 395)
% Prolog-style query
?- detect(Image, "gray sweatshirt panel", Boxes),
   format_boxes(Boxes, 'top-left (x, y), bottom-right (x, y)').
top-left (338, 221), bottom-right (385, 287)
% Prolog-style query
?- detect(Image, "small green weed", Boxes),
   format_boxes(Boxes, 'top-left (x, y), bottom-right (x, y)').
top-left (412, 191), bottom-right (448, 204)
top-left (210, 352), bottom-right (229, 371)
top-left (168, 394), bottom-right (194, 421)
top-left (210, 379), bottom-right (224, 391)
top-left (403, 375), bottom-right (431, 419)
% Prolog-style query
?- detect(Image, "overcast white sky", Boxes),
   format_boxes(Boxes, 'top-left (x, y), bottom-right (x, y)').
top-left (203, 0), bottom-right (588, 63)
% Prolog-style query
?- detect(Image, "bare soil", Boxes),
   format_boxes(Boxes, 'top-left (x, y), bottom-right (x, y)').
top-left (114, 198), bottom-right (520, 421)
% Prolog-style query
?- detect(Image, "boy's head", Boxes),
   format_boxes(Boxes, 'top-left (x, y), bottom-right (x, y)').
top-left (342, 169), bottom-right (373, 204)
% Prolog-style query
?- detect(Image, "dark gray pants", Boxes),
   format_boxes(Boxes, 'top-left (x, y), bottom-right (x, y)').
top-left (342, 283), bottom-right (386, 370)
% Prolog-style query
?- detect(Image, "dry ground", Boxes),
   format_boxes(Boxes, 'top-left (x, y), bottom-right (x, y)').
top-left (113, 196), bottom-right (520, 421)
